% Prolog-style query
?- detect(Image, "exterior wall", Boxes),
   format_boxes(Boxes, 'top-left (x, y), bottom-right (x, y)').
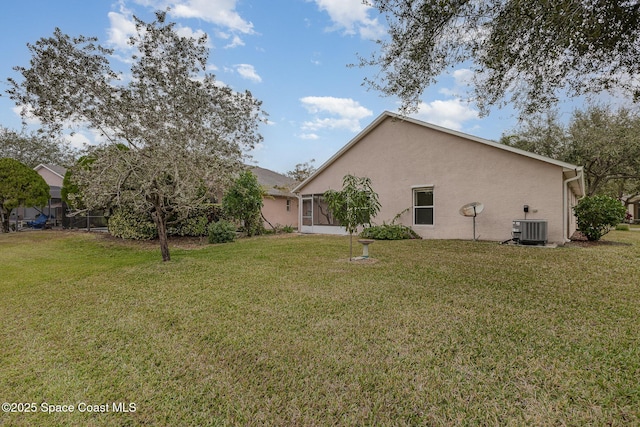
top-left (628, 201), bottom-right (639, 223)
top-left (261, 196), bottom-right (299, 229)
top-left (299, 116), bottom-right (571, 243)
top-left (36, 167), bottom-right (63, 187)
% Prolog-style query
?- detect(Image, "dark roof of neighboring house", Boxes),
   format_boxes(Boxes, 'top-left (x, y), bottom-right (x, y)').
top-left (31, 163), bottom-right (297, 198)
top-left (250, 166), bottom-right (297, 197)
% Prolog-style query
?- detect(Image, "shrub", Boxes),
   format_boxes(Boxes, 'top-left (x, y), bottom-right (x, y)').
top-left (168, 214), bottom-right (209, 237)
top-left (359, 208), bottom-right (420, 240)
top-left (110, 206), bottom-right (216, 240)
top-left (208, 220), bottom-right (237, 244)
top-left (573, 195), bottom-right (626, 241)
top-left (108, 209), bottom-right (158, 240)
top-left (223, 171), bottom-right (264, 237)
top-left (282, 225), bottom-right (294, 233)
top-left (360, 223), bottom-right (420, 240)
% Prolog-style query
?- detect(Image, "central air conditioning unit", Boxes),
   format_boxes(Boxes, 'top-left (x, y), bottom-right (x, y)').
top-left (512, 220), bottom-right (548, 245)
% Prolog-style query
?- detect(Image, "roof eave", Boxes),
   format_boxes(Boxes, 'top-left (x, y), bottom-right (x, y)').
top-left (34, 163), bottom-right (66, 179)
top-left (292, 113), bottom-right (391, 193)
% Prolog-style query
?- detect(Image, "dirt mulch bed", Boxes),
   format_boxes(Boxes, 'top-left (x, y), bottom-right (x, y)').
top-left (565, 231), bottom-right (632, 247)
top-left (565, 239), bottom-right (632, 248)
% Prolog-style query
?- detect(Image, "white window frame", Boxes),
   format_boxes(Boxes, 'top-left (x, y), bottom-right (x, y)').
top-left (412, 186), bottom-right (434, 226)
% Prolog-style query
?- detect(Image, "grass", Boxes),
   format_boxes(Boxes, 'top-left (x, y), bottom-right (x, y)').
top-left (1, 230), bottom-right (639, 426)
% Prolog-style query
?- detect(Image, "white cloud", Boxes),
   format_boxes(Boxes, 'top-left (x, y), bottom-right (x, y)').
top-left (300, 96), bottom-right (372, 118)
top-left (302, 118), bottom-right (362, 132)
top-left (411, 99), bottom-right (478, 130)
top-left (439, 68), bottom-right (475, 97)
top-left (108, 7), bottom-right (212, 52)
top-left (235, 64), bottom-right (262, 83)
top-left (64, 132), bottom-right (92, 149)
top-left (175, 25), bottom-right (209, 45)
top-left (313, 0), bottom-right (385, 39)
top-left (452, 68), bottom-right (474, 86)
top-left (13, 105), bottom-right (105, 147)
top-left (12, 105), bottom-right (40, 125)
top-left (128, 0), bottom-right (253, 48)
top-left (300, 96), bottom-right (373, 132)
top-left (299, 133), bottom-right (319, 140)
top-left (107, 11), bottom-right (137, 50)
top-left (224, 34), bottom-right (245, 49)
top-left (168, 0), bottom-right (254, 34)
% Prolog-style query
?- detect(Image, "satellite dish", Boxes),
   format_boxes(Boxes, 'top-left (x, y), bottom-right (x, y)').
top-left (459, 202), bottom-right (484, 217)
top-left (459, 202), bottom-right (484, 240)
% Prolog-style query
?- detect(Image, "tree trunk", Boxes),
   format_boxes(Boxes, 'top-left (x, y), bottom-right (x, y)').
top-left (1, 208), bottom-right (8, 233)
top-left (152, 208), bottom-right (171, 262)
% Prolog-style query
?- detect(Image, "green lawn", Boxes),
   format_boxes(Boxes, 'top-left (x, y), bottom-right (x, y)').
top-left (1, 230), bottom-right (639, 426)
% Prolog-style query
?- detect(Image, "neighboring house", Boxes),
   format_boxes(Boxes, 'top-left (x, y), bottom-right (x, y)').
top-left (627, 195), bottom-right (640, 223)
top-left (11, 164), bottom-right (66, 227)
top-left (293, 111), bottom-right (585, 244)
top-left (250, 166), bottom-right (299, 230)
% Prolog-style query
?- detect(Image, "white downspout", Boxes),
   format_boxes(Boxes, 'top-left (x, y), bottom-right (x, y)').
top-left (563, 168), bottom-right (584, 242)
top-left (295, 193), bottom-right (302, 232)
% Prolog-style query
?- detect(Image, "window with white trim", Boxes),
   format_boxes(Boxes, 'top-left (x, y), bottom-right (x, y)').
top-left (413, 187), bottom-right (434, 225)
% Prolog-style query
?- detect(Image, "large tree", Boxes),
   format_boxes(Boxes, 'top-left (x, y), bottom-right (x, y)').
top-left (7, 12), bottom-right (265, 261)
top-left (501, 105), bottom-right (640, 197)
top-left (0, 158), bottom-right (50, 233)
top-left (363, 0), bottom-right (640, 116)
top-left (286, 159), bottom-right (316, 183)
top-left (0, 127), bottom-right (76, 168)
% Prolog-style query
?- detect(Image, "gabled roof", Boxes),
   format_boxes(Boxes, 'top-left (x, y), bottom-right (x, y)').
top-left (250, 165), bottom-right (297, 197)
top-left (34, 163), bottom-right (67, 179)
top-left (293, 111), bottom-right (584, 194)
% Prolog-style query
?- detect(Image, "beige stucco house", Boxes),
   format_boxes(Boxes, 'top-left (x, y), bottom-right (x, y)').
top-left (293, 111), bottom-right (585, 244)
top-left (250, 166), bottom-right (299, 230)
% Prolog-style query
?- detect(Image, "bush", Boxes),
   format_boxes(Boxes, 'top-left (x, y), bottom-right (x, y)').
top-left (223, 171), bottom-right (264, 237)
top-left (360, 223), bottom-right (420, 240)
top-left (168, 214), bottom-right (209, 237)
top-left (108, 209), bottom-right (158, 240)
top-left (110, 206), bottom-right (216, 240)
top-left (282, 225), bottom-right (294, 233)
top-left (208, 220), bottom-right (237, 244)
top-left (573, 195), bottom-right (626, 241)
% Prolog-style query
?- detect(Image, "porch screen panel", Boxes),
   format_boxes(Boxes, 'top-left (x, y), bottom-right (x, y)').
top-left (313, 195), bottom-right (340, 226)
top-left (302, 197), bottom-right (312, 226)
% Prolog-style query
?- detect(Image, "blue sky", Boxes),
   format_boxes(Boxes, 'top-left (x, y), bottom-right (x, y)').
top-left (0, 0), bottom-right (622, 174)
